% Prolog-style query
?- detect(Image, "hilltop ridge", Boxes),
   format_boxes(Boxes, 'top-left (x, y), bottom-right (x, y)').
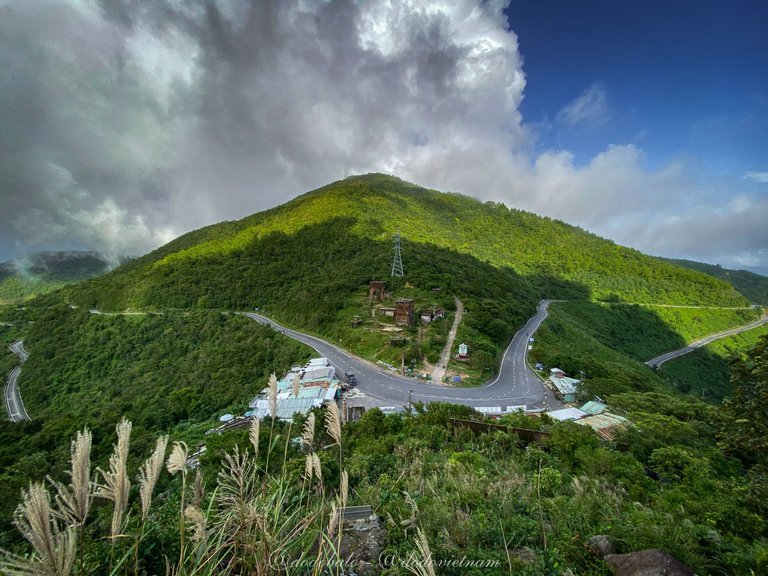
top-left (65, 173), bottom-right (746, 311)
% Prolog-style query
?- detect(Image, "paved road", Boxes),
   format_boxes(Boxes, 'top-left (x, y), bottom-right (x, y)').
top-left (5, 340), bottom-right (30, 422)
top-left (646, 313), bottom-right (768, 369)
top-left (246, 299), bottom-right (559, 412)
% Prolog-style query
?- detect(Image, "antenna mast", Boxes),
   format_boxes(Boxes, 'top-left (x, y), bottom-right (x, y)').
top-left (391, 232), bottom-right (404, 277)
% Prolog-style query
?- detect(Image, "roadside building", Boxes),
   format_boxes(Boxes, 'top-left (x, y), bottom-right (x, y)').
top-left (575, 412), bottom-right (630, 440)
top-left (549, 368), bottom-right (580, 403)
top-left (579, 400), bottom-right (608, 415)
top-left (547, 407), bottom-right (588, 421)
top-left (247, 358), bottom-right (340, 420)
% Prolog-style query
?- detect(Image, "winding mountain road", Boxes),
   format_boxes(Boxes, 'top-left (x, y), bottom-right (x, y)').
top-left (5, 340), bottom-right (30, 422)
top-left (646, 313), bottom-right (768, 369)
top-left (246, 299), bottom-right (560, 411)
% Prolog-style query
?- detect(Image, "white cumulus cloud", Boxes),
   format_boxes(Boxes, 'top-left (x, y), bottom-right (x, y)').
top-left (0, 0), bottom-right (763, 273)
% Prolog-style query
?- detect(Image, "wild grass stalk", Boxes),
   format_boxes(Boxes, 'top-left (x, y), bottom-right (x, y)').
top-left (265, 373), bottom-right (278, 473)
top-left (49, 427), bottom-right (92, 575)
top-left (96, 418), bottom-right (132, 541)
top-left (135, 435), bottom-right (168, 576)
top-left (167, 441), bottom-right (189, 572)
top-left (0, 482), bottom-right (76, 576)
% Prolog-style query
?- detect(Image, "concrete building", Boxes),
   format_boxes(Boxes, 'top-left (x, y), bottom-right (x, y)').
top-left (395, 298), bottom-right (414, 325)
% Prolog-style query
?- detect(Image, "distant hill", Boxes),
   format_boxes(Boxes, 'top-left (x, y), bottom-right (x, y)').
top-left (663, 258), bottom-right (768, 305)
top-left (0, 251), bottom-right (115, 302)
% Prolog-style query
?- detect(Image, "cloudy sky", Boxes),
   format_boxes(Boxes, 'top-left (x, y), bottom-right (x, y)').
top-left (1, 0), bottom-right (766, 274)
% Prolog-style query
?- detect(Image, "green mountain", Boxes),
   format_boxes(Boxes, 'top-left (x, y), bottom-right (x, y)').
top-left (663, 257), bottom-right (768, 304)
top-left (3, 175), bottom-right (768, 574)
top-left (65, 173), bottom-right (747, 310)
top-left (0, 250), bottom-right (115, 303)
top-left (44, 173), bottom-right (753, 383)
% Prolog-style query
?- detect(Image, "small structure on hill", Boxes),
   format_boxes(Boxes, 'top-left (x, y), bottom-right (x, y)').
top-left (379, 307), bottom-right (395, 317)
top-left (368, 280), bottom-right (386, 301)
top-left (458, 342), bottom-right (469, 359)
top-left (419, 306), bottom-right (445, 324)
top-left (395, 298), bottom-right (414, 325)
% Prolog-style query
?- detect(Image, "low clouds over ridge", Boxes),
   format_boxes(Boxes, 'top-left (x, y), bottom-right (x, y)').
top-left (0, 0), bottom-right (765, 272)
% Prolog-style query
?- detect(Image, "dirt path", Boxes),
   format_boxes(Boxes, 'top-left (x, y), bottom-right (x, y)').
top-left (431, 297), bottom-right (463, 384)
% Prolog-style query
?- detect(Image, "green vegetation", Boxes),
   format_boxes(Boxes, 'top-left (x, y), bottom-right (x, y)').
top-left (2, 174), bottom-right (767, 573)
top-left (0, 251), bottom-right (113, 303)
top-left (0, 276), bottom-right (68, 303)
top-left (0, 306), bottom-right (312, 546)
top-left (528, 301), bottom-right (764, 400)
top-left (37, 173), bottom-right (754, 392)
top-left (62, 174), bottom-right (747, 311)
top-left (3, 338), bottom-right (768, 575)
top-left (55, 218), bottom-right (539, 379)
top-left (658, 323), bottom-right (768, 400)
top-left (665, 258), bottom-right (768, 304)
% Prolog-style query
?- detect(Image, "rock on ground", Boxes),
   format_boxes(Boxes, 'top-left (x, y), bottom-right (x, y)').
top-left (605, 549), bottom-right (695, 576)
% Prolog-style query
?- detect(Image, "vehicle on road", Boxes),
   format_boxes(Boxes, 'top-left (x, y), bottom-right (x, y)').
top-left (345, 371), bottom-right (358, 386)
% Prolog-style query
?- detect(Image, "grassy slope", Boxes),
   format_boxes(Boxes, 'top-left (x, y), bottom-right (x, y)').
top-left (657, 323), bottom-right (768, 399)
top-left (531, 301), bottom-right (765, 401)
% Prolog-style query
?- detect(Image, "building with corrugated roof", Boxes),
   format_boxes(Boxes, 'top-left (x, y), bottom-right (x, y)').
top-left (549, 368), bottom-right (580, 402)
top-left (575, 412), bottom-right (630, 440)
top-left (248, 358), bottom-right (340, 420)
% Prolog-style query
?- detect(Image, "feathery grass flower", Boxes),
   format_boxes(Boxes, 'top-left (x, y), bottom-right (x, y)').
top-left (0, 482), bottom-right (76, 576)
top-left (268, 373), bottom-right (278, 420)
top-left (325, 401), bottom-right (342, 446)
top-left (138, 435), bottom-right (168, 520)
top-left (166, 441), bottom-right (188, 476)
top-left (302, 413), bottom-right (315, 450)
top-left (95, 417), bottom-right (132, 539)
top-left (249, 417), bottom-right (260, 457)
top-left (50, 427), bottom-right (92, 527)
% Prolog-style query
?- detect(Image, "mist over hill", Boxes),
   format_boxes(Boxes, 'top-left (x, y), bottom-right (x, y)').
top-left (0, 250), bottom-right (117, 302)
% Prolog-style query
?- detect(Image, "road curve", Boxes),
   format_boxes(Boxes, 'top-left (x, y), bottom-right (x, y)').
top-left (5, 340), bottom-right (30, 422)
top-left (245, 299), bottom-right (558, 411)
top-left (646, 313), bottom-right (768, 369)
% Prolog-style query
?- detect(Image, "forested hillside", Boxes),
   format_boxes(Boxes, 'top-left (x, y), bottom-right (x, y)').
top-left (2, 174), bottom-right (767, 574)
top-left (0, 251), bottom-right (114, 302)
top-left (664, 257), bottom-right (768, 304)
top-left (2, 340), bottom-right (767, 575)
top-left (63, 174), bottom-right (746, 311)
top-left (0, 306), bottom-right (311, 546)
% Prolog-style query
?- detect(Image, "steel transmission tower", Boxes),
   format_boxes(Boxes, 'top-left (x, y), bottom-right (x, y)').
top-left (391, 232), bottom-right (404, 277)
